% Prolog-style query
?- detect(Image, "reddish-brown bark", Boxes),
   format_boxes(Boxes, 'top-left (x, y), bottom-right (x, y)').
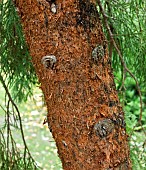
top-left (15, 0), bottom-right (131, 169)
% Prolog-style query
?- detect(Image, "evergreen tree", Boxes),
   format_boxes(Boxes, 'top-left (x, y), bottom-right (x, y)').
top-left (0, 0), bottom-right (145, 169)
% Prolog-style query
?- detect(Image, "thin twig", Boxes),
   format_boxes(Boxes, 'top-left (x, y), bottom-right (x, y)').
top-left (6, 100), bottom-right (10, 166)
top-left (0, 73), bottom-right (38, 168)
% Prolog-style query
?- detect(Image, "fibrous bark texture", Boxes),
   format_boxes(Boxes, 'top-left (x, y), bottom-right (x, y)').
top-left (15, 0), bottom-right (131, 169)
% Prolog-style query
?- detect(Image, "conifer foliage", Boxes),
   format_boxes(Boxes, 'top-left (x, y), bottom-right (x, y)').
top-left (0, 0), bottom-right (37, 102)
top-left (0, 0), bottom-right (38, 169)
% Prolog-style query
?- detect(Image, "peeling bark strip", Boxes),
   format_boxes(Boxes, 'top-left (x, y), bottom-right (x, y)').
top-left (14, 0), bottom-right (131, 169)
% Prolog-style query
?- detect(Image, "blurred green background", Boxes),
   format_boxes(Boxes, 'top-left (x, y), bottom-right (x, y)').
top-left (0, 85), bottom-right (62, 170)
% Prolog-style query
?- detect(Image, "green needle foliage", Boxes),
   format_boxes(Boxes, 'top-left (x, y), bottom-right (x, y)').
top-left (99, 0), bottom-right (146, 85)
top-left (0, 0), bottom-right (37, 102)
top-left (0, 1), bottom-right (38, 168)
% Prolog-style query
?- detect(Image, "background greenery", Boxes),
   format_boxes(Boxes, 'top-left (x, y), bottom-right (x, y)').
top-left (0, 86), bottom-right (62, 170)
top-left (0, 0), bottom-right (146, 169)
top-left (115, 73), bottom-right (146, 170)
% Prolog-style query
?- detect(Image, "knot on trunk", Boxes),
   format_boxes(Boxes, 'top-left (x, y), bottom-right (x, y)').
top-left (94, 118), bottom-right (114, 138)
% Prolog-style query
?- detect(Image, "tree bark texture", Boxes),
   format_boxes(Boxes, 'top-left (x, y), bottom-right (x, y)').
top-left (15, 0), bottom-right (131, 169)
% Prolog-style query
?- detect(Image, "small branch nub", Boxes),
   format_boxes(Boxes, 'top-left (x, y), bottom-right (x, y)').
top-left (92, 45), bottom-right (105, 63)
top-left (41, 55), bottom-right (57, 69)
top-left (94, 119), bottom-right (114, 138)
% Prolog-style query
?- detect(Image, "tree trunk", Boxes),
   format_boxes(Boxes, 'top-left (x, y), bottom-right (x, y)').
top-left (15, 0), bottom-right (131, 169)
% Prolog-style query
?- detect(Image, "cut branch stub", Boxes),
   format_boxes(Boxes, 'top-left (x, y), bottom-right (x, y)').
top-left (41, 55), bottom-right (57, 69)
top-left (94, 118), bottom-right (114, 138)
top-left (92, 45), bottom-right (105, 64)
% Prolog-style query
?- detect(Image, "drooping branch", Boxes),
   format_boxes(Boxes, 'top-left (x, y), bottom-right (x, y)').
top-left (0, 73), bottom-right (38, 169)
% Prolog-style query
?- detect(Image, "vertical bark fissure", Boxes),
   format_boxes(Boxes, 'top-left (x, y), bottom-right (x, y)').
top-left (15, 0), bottom-right (131, 169)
